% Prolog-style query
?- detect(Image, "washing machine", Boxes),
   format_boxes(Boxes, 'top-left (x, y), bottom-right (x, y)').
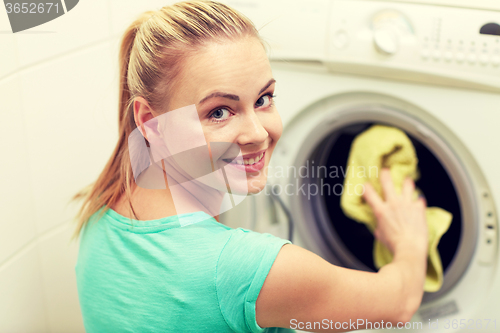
top-left (220, 0), bottom-right (500, 332)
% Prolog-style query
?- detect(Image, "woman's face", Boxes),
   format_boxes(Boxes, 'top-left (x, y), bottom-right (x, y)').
top-left (164, 36), bottom-right (282, 195)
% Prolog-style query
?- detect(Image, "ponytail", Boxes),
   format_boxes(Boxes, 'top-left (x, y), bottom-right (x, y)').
top-left (69, 12), bottom-right (152, 241)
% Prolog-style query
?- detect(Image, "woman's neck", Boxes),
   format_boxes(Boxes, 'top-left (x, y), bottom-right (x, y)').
top-left (116, 162), bottom-right (226, 221)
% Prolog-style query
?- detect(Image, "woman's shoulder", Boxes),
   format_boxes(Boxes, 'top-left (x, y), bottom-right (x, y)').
top-left (110, 186), bottom-right (178, 221)
top-left (221, 227), bottom-right (291, 258)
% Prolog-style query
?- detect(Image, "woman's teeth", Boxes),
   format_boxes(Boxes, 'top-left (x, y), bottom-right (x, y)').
top-left (228, 153), bottom-right (264, 165)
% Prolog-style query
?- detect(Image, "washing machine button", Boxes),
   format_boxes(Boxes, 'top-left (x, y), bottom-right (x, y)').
top-left (421, 49), bottom-right (430, 60)
top-left (478, 228), bottom-right (497, 265)
top-left (467, 53), bottom-right (477, 64)
top-left (479, 54), bottom-right (489, 65)
top-left (492, 55), bottom-right (500, 67)
top-left (455, 52), bottom-right (465, 63)
top-left (432, 50), bottom-right (441, 60)
top-left (444, 51), bottom-right (453, 62)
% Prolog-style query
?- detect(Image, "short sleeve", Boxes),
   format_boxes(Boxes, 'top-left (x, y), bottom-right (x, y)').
top-left (216, 228), bottom-right (291, 333)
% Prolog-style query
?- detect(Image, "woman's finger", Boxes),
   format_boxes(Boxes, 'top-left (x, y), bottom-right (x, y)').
top-left (402, 177), bottom-right (415, 201)
top-left (363, 182), bottom-right (384, 210)
top-left (380, 168), bottom-right (396, 201)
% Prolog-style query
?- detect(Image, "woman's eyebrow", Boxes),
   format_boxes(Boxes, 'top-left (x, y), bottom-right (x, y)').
top-left (199, 92), bottom-right (239, 105)
top-left (259, 78), bottom-right (276, 94)
top-left (198, 78), bottom-right (276, 105)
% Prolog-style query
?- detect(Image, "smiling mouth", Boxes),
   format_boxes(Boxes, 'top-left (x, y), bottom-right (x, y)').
top-left (223, 152), bottom-right (265, 166)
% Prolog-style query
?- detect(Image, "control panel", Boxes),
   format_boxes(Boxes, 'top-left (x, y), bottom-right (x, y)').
top-left (224, 0), bottom-right (500, 91)
top-left (327, 0), bottom-right (500, 90)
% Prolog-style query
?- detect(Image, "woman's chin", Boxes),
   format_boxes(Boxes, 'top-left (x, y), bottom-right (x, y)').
top-left (222, 177), bottom-right (266, 196)
top-left (246, 177), bottom-right (267, 194)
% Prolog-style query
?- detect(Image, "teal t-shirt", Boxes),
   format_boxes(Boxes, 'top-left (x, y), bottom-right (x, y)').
top-left (75, 206), bottom-right (294, 333)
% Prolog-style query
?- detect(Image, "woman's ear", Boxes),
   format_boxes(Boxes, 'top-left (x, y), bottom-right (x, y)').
top-left (133, 97), bottom-right (161, 139)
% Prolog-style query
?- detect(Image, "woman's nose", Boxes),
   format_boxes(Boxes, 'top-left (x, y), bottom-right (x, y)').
top-left (236, 110), bottom-right (268, 146)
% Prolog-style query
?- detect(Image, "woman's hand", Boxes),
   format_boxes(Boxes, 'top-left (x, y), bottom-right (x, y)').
top-left (254, 168), bottom-right (430, 332)
top-left (363, 168), bottom-right (428, 256)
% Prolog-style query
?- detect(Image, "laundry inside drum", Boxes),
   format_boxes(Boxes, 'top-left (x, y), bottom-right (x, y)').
top-left (309, 122), bottom-right (462, 274)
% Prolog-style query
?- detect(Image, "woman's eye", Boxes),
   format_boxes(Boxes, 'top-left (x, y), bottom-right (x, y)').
top-left (209, 108), bottom-right (231, 123)
top-left (255, 94), bottom-right (275, 108)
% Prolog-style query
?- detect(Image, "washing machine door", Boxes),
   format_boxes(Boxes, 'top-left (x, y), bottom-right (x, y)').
top-left (269, 91), bottom-right (497, 320)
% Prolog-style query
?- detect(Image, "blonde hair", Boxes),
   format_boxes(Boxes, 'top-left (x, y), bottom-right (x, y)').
top-left (70, 0), bottom-right (263, 241)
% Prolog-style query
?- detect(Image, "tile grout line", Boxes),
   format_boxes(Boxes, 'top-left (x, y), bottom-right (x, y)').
top-left (35, 229), bottom-right (53, 333)
top-left (0, 220), bottom-right (73, 273)
top-left (0, 36), bottom-right (113, 85)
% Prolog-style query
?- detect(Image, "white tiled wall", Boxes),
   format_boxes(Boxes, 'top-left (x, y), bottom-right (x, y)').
top-left (0, 244), bottom-right (49, 333)
top-left (109, 0), bottom-right (177, 37)
top-left (13, 0), bottom-right (110, 69)
top-left (0, 0), bottom-right (180, 331)
top-left (0, 9), bottom-right (18, 80)
top-left (0, 33), bottom-right (18, 80)
top-left (0, 77), bottom-right (38, 266)
top-left (38, 223), bottom-right (84, 333)
top-left (19, 41), bottom-right (116, 234)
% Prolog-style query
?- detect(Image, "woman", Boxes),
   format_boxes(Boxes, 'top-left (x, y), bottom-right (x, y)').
top-left (72, 1), bottom-right (429, 332)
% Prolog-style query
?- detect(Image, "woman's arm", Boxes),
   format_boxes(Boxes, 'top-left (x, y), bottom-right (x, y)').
top-left (256, 169), bottom-right (428, 332)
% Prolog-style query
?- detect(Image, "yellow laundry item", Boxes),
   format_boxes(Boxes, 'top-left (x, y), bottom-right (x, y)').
top-left (340, 125), bottom-right (452, 292)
